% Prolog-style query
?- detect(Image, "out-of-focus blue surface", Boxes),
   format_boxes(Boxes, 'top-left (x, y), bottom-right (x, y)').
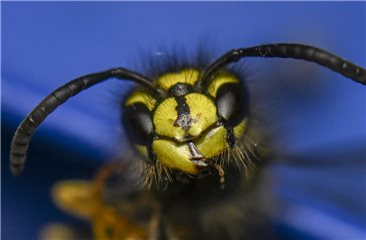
top-left (2, 2), bottom-right (365, 239)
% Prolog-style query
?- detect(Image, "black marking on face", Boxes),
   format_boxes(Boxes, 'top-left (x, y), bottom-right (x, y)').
top-left (170, 83), bottom-right (193, 97)
top-left (218, 118), bottom-right (236, 148)
top-left (147, 134), bottom-right (157, 164)
top-left (174, 96), bottom-right (195, 131)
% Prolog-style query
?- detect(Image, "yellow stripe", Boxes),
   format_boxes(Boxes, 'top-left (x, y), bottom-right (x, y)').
top-left (196, 125), bottom-right (228, 159)
top-left (185, 93), bottom-right (218, 137)
top-left (156, 68), bottom-right (200, 90)
top-left (153, 139), bottom-right (199, 174)
top-left (135, 144), bottom-right (148, 158)
top-left (125, 90), bottom-right (156, 111)
top-left (153, 93), bottom-right (218, 141)
top-left (233, 119), bottom-right (248, 138)
top-left (195, 119), bottom-right (248, 159)
top-left (153, 97), bottom-right (185, 139)
top-left (207, 72), bottom-right (240, 98)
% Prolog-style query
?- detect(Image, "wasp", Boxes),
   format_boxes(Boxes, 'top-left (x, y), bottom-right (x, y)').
top-left (10, 43), bottom-right (366, 239)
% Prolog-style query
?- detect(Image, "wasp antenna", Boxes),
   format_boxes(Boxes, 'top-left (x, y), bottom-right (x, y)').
top-left (201, 43), bottom-right (366, 86)
top-left (10, 68), bottom-right (161, 176)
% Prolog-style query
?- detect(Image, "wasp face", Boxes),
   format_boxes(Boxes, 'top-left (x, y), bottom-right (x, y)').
top-left (123, 69), bottom-right (249, 175)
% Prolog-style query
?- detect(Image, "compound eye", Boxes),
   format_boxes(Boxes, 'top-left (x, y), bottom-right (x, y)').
top-left (123, 103), bottom-right (153, 144)
top-left (215, 83), bottom-right (249, 126)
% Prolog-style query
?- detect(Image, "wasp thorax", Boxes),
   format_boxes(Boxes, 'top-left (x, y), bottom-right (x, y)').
top-left (123, 68), bottom-right (249, 175)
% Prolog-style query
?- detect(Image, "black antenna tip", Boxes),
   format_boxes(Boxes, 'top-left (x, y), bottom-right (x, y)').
top-left (10, 162), bottom-right (25, 176)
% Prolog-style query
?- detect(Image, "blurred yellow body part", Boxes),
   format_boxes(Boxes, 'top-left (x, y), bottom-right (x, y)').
top-left (48, 165), bottom-right (149, 240)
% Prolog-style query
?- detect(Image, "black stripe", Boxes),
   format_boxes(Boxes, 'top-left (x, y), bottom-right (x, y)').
top-left (147, 134), bottom-right (157, 164)
top-left (174, 96), bottom-right (192, 131)
top-left (169, 83), bottom-right (193, 97)
top-left (219, 118), bottom-right (236, 148)
top-left (175, 96), bottom-right (190, 116)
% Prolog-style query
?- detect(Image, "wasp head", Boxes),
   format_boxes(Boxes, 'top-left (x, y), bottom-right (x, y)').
top-left (123, 68), bottom-right (250, 181)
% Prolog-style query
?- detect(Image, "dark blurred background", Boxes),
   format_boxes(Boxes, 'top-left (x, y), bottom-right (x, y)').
top-left (2, 2), bottom-right (365, 239)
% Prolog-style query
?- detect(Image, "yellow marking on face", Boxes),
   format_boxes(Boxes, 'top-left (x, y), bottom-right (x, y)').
top-left (153, 93), bottom-right (218, 141)
top-left (156, 68), bottom-right (200, 90)
top-left (125, 90), bottom-right (156, 111)
top-left (153, 97), bottom-right (185, 139)
top-left (135, 144), bottom-right (148, 157)
top-left (195, 119), bottom-right (248, 159)
top-left (185, 93), bottom-right (218, 137)
top-left (52, 180), bottom-right (97, 220)
top-left (196, 125), bottom-right (228, 159)
top-left (207, 72), bottom-right (240, 98)
top-left (233, 119), bottom-right (248, 139)
top-left (153, 139), bottom-right (199, 174)
top-left (152, 120), bottom-right (248, 175)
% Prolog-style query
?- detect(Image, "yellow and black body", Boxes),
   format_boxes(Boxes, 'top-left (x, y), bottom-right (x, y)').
top-left (10, 43), bottom-right (365, 239)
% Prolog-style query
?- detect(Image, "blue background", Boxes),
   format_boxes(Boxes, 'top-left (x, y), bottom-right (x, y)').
top-left (2, 2), bottom-right (365, 239)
